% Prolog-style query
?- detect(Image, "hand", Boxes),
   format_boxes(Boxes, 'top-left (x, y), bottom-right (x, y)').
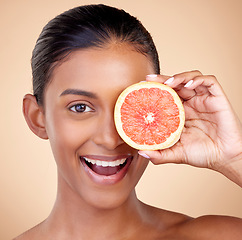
top-left (139, 71), bottom-right (242, 186)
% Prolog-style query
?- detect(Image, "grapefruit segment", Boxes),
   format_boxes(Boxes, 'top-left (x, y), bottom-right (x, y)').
top-left (114, 81), bottom-right (185, 150)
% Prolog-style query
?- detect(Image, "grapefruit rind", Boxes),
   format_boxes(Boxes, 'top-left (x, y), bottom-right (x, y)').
top-left (114, 81), bottom-right (185, 150)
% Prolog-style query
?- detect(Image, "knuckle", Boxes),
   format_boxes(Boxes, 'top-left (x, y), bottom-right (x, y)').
top-left (191, 70), bottom-right (202, 75)
top-left (207, 74), bottom-right (217, 80)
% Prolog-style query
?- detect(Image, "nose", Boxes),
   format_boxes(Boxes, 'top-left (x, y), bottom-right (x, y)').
top-left (92, 111), bottom-right (124, 150)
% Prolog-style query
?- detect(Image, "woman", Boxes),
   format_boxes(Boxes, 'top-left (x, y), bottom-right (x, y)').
top-left (15, 4), bottom-right (242, 239)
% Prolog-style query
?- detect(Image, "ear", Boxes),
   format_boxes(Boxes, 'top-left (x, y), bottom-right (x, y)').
top-left (23, 94), bottom-right (48, 140)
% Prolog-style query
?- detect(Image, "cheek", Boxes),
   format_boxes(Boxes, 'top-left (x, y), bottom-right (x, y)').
top-left (45, 115), bottom-right (95, 164)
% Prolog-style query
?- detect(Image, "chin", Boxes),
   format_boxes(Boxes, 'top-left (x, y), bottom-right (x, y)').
top-left (56, 153), bottom-right (148, 211)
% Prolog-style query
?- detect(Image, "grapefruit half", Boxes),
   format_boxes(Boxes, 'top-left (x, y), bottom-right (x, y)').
top-left (114, 81), bottom-right (185, 150)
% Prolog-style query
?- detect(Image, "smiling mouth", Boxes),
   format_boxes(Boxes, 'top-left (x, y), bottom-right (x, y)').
top-left (80, 156), bottom-right (132, 176)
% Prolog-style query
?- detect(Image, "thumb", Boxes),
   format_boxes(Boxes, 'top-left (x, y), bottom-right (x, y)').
top-left (138, 147), bottom-right (185, 165)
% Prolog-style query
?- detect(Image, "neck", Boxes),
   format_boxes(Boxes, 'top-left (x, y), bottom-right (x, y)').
top-left (43, 175), bottom-right (145, 239)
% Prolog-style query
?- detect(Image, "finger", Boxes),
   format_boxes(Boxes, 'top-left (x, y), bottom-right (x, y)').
top-left (164, 70), bottom-right (203, 88)
top-left (146, 74), bottom-right (171, 83)
top-left (176, 87), bottom-right (196, 101)
top-left (184, 75), bottom-right (225, 97)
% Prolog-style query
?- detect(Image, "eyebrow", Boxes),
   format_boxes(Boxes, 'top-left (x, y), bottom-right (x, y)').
top-left (59, 89), bottom-right (98, 99)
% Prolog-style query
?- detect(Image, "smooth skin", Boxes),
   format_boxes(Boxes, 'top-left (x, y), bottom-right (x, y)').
top-left (17, 45), bottom-right (242, 240)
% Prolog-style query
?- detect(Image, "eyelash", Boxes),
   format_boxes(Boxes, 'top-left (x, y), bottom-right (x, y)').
top-left (69, 103), bottom-right (94, 113)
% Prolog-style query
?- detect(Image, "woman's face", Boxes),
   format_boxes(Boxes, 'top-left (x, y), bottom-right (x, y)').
top-left (43, 45), bottom-right (154, 209)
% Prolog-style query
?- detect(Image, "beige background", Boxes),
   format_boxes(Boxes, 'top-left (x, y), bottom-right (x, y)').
top-left (1, 0), bottom-right (242, 239)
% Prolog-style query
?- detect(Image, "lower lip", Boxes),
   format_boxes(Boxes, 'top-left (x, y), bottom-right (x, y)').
top-left (80, 156), bottom-right (133, 185)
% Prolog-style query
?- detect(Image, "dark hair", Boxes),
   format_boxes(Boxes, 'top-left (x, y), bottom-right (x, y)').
top-left (32, 4), bottom-right (160, 105)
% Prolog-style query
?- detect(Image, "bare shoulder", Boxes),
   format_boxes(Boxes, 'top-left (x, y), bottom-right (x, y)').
top-left (13, 232), bottom-right (29, 240)
top-left (13, 222), bottom-right (44, 240)
top-left (13, 231), bottom-right (33, 240)
top-left (141, 201), bottom-right (192, 227)
top-left (140, 202), bottom-right (242, 239)
top-left (13, 229), bottom-right (38, 240)
top-left (178, 215), bottom-right (242, 240)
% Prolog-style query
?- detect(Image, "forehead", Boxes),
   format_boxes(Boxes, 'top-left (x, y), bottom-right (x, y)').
top-left (46, 46), bottom-right (154, 98)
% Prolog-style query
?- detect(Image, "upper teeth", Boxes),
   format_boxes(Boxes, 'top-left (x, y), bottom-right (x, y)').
top-left (83, 157), bottom-right (126, 167)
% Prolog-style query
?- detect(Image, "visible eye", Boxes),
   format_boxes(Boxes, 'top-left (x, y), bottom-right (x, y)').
top-left (69, 104), bottom-right (93, 113)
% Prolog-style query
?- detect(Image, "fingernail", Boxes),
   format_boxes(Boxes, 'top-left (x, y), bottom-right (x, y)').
top-left (138, 152), bottom-right (150, 159)
top-left (146, 74), bottom-right (157, 79)
top-left (184, 80), bottom-right (193, 88)
top-left (164, 77), bottom-right (174, 85)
